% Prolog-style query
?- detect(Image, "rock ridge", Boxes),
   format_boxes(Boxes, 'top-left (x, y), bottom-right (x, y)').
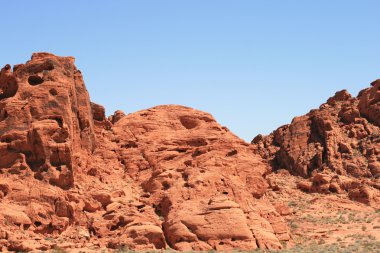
top-left (252, 85), bottom-right (380, 207)
top-left (0, 53), bottom-right (291, 251)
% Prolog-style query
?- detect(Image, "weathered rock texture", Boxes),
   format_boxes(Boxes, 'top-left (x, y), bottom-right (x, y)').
top-left (0, 53), bottom-right (291, 251)
top-left (0, 53), bottom-right (95, 190)
top-left (252, 84), bottom-right (380, 208)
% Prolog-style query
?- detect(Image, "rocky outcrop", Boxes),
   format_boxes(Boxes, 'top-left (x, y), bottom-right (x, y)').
top-left (0, 53), bottom-right (291, 251)
top-left (108, 105), bottom-right (291, 250)
top-left (359, 79), bottom-right (380, 127)
top-left (3, 52), bottom-right (379, 251)
top-left (0, 53), bottom-right (95, 189)
top-left (252, 85), bottom-right (380, 208)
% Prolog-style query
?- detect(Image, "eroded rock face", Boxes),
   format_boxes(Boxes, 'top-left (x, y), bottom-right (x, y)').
top-left (0, 53), bottom-right (291, 251)
top-left (109, 105), bottom-right (290, 250)
top-left (252, 87), bottom-right (380, 208)
top-left (0, 52), bottom-right (95, 189)
top-left (359, 79), bottom-right (380, 126)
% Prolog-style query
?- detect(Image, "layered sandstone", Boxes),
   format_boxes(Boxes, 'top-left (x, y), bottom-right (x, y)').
top-left (0, 53), bottom-right (291, 251)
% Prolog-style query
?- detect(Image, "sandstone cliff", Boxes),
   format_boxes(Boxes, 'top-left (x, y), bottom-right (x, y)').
top-left (0, 53), bottom-right (291, 251)
top-left (1, 53), bottom-right (379, 252)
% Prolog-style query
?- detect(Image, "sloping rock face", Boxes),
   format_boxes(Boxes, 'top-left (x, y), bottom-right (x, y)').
top-left (108, 106), bottom-right (291, 250)
top-left (0, 53), bottom-right (291, 251)
top-left (252, 84), bottom-right (380, 207)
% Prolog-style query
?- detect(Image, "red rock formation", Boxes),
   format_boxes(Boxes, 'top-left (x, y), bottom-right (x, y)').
top-left (108, 105), bottom-right (291, 250)
top-left (252, 86), bottom-right (380, 208)
top-left (359, 79), bottom-right (380, 127)
top-left (0, 53), bottom-right (291, 251)
top-left (0, 53), bottom-right (95, 189)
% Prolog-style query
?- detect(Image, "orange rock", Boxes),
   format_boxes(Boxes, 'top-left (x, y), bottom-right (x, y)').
top-left (253, 86), bottom-right (380, 208)
top-left (0, 53), bottom-right (291, 251)
top-left (0, 204), bottom-right (31, 226)
top-left (274, 203), bottom-right (292, 216)
top-left (359, 79), bottom-right (380, 126)
top-left (8, 52), bottom-right (380, 251)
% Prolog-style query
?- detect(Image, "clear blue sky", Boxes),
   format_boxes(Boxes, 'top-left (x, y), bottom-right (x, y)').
top-left (1, 1), bottom-right (379, 141)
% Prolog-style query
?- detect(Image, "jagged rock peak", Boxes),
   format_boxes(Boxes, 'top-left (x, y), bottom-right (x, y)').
top-left (252, 82), bottom-right (380, 207)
